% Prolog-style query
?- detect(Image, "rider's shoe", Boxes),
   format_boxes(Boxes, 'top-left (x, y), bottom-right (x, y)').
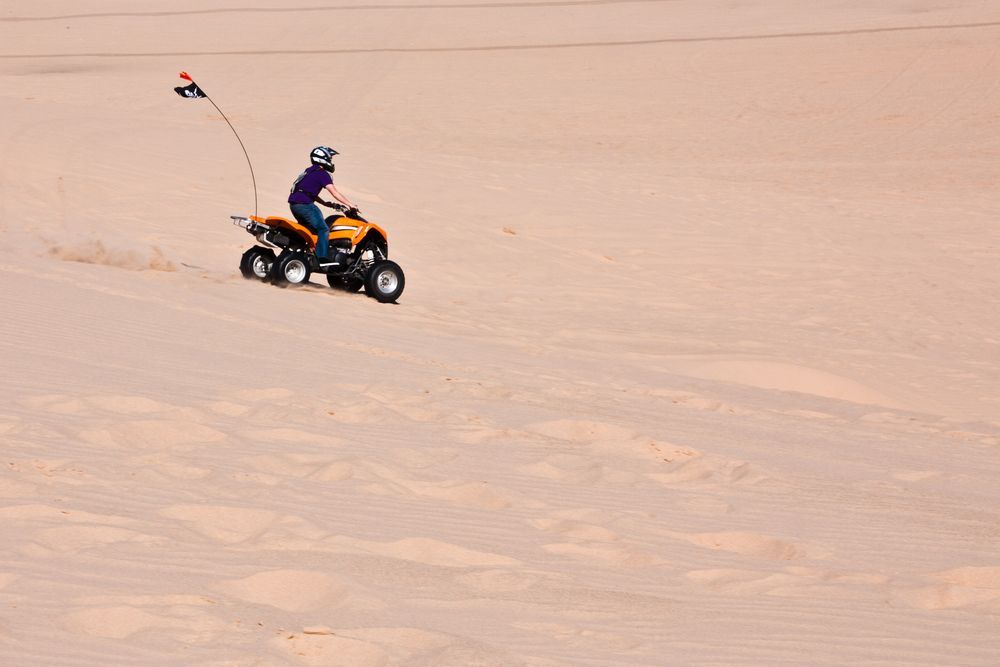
top-left (317, 251), bottom-right (347, 269)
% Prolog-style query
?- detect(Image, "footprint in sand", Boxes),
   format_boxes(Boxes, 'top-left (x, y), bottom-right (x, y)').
top-left (243, 453), bottom-right (356, 482)
top-left (894, 566), bottom-right (1000, 610)
top-left (531, 517), bottom-right (619, 543)
top-left (0, 468), bottom-right (45, 498)
top-left (541, 541), bottom-right (664, 567)
top-left (84, 395), bottom-right (173, 414)
top-left (207, 400), bottom-right (251, 416)
top-left (782, 408), bottom-right (838, 420)
top-left (649, 455), bottom-right (772, 488)
top-left (33, 524), bottom-right (160, 553)
top-left (0, 503), bottom-right (132, 526)
top-left (273, 632), bottom-right (388, 667)
top-left (8, 458), bottom-right (90, 485)
top-left (892, 469), bottom-right (943, 482)
top-left (62, 604), bottom-right (225, 640)
top-left (686, 568), bottom-right (804, 594)
top-left (859, 411), bottom-right (916, 425)
top-left (351, 626), bottom-right (470, 661)
top-left (532, 511), bottom-right (664, 567)
top-left (686, 566), bottom-right (888, 597)
top-left (18, 394), bottom-right (89, 415)
top-left (512, 621), bottom-right (643, 652)
top-left (449, 424), bottom-right (513, 445)
top-left (454, 568), bottom-right (561, 593)
top-left (525, 419), bottom-right (705, 473)
top-left (20, 394), bottom-right (175, 416)
top-left (668, 530), bottom-right (824, 561)
top-left (676, 496), bottom-right (736, 516)
top-left (357, 387), bottom-right (451, 424)
top-left (646, 441), bottom-right (700, 465)
top-left (230, 387), bottom-right (295, 402)
top-left (523, 434), bottom-right (770, 491)
top-left (649, 389), bottom-right (756, 416)
top-left (129, 454), bottom-right (212, 481)
top-left (78, 419), bottom-right (226, 450)
top-left (518, 454), bottom-right (637, 485)
top-left (237, 427), bottom-right (343, 447)
top-left (305, 461), bottom-right (356, 483)
top-left (324, 535), bottom-right (520, 569)
top-left (350, 461), bottom-right (514, 510)
top-left (324, 399), bottom-right (395, 424)
top-left (0, 416), bottom-right (20, 436)
top-left (159, 504), bottom-right (278, 544)
top-left (216, 569), bottom-right (351, 612)
top-left (160, 504), bottom-right (331, 548)
top-left (400, 479), bottom-right (512, 510)
top-left (526, 418), bottom-right (639, 446)
top-left (387, 447), bottom-right (460, 469)
top-left (347, 626), bottom-right (518, 666)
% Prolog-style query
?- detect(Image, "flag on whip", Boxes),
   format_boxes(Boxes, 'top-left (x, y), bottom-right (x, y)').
top-left (174, 72), bottom-right (206, 99)
top-left (173, 71), bottom-right (257, 217)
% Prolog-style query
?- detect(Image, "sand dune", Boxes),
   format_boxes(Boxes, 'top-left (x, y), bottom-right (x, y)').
top-left (2, 0), bottom-right (1000, 664)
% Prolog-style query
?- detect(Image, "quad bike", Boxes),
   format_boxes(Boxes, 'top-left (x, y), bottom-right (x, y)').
top-left (230, 204), bottom-right (405, 303)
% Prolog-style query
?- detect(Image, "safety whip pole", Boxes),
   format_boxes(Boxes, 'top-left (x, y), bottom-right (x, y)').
top-left (174, 71), bottom-right (258, 218)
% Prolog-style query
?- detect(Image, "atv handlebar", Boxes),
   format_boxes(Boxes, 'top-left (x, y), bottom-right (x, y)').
top-left (316, 199), bottom-right (367, 222)
top-left (320, 200), bottom-right (365, 221)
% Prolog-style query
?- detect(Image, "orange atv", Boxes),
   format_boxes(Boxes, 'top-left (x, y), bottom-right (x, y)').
top-left (231, 205), bottom-right (405, 303)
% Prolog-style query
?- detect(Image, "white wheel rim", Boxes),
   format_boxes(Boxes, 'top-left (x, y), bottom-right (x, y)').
top-left (285, 259), bottom-right (307, 283)
top-left (376, 269), bottom-right (398, 293)
top-left (251, 255), bottom-right (269, 278)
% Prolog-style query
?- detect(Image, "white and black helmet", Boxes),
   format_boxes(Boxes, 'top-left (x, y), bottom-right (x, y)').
top-left (310, 145), bottom-right (338, 172)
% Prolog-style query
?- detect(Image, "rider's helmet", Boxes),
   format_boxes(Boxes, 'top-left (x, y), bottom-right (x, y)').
top-left (310, 146), bottom-right (338, 172)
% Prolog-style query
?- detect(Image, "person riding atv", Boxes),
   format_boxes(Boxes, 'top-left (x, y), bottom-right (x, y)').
top-left (288, 146), bottom-right (358, 268)
top-left (231, 143), bottom-right (405, 302)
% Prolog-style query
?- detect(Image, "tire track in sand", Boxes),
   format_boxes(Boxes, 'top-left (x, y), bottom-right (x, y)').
top-left (1, 0), bottom-right (674, 23)
top-left (4, 20), bottom-right (1000, 59)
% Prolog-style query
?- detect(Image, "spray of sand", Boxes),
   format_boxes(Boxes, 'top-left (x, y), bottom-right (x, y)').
top-left (47, 240), bottom-right (176, 272)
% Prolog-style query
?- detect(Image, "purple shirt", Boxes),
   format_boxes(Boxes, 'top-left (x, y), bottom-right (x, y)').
top-left (288, 165), bottom-right (333, 205)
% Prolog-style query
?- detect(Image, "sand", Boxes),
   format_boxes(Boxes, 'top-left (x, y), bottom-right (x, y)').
top-left (2, 1), bottom-right (1000, 664)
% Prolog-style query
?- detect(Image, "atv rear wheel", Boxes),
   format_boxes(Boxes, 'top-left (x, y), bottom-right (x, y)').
top-left (271, 251), bottom-right (312, 286)
top-left (327, 274), bottom-right (364, 292)
top-left (239, 246), bottom-right (275, 280)
top-left (364, 260), bottom-right (405, 303)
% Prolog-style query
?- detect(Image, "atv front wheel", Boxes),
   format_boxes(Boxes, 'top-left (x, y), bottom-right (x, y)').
top-left (327, 274), bottom-right (364, 292)
top-left (239, 246), bottom-right (275, 280)
top-left (364, 260), bottom-right (405, 303)
top-left (271, 252), bottom-right (312, 286)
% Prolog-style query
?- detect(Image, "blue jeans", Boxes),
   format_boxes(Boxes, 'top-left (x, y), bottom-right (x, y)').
top-left (289, 202), bottom-right (329, 259)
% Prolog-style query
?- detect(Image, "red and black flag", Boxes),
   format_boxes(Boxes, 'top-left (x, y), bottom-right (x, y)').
top-left (174, 72), bottom-right (206, 99)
